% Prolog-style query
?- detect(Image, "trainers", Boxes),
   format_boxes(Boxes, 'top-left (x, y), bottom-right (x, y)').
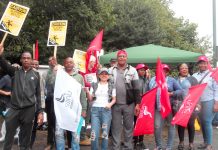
top-left (197, 143), bottom-right (207, 149)
top-left (0, 136), bottom-right (4, 142)
top-left (139, 141), bottom-right (149, 150)
top-left (205, 145), bottom-right (213, 150)
top-left (154, 147), bottom-right (162, 150)
top-left (79, 138), bottom-right (91, 146)
top-left (178, 143), bottom-right (184, 150)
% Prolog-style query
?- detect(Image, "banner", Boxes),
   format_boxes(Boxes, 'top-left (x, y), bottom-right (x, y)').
top-left (73, 49), bottom-right (86, 73)
top-left (47, 20), bottom-right (68, 46)
top-left (171, 83), bottom-right (207, 127)
top-left (0, 2), bottom-right (30, 36)
top-left (54, 69), bottom-right (82, 132)
top-left (133, 87), bottom-right (157, 136)
top-left (156, 58), bottom-right (171, 118)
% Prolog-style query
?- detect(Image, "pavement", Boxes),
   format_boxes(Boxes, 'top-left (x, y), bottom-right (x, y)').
top-left (0, 121), bottom-right (218, 150)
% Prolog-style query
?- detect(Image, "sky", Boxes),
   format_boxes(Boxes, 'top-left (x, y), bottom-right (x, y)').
top-left (170, 0), bottom-right (214, 42)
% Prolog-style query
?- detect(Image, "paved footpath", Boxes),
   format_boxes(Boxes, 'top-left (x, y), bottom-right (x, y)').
top-left (0, 125), bottom-right (218, 150)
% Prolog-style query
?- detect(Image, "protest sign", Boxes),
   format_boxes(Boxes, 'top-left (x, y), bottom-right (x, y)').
top-left (47, 20), bottom-right (68, 46)
top-left (73, 49), bottom-right (86, 73)
top-left (0, 2), bottom-right (29, 36)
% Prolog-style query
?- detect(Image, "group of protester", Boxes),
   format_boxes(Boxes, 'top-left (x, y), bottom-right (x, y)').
top-left (0, 43), bottom-right (218, 150)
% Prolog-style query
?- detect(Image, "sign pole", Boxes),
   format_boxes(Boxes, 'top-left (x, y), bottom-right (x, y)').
top-left (1, 32), bottom-right (8, 45)
top-left (33, 43), bottom-right (35, 60)
top-left (54, 46), bottom-right (57, 58)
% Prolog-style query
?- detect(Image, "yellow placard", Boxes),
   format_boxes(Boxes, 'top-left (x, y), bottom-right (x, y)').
top-left (47, 20), bottom-right (68, 46)
top-left (0, 2), bottom-right (30, 36)
top-left (73, 49), bottom-right (86, 73)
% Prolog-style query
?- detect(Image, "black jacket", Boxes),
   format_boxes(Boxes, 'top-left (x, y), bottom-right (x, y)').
top-left (0, 56), bottom-right (41, 111)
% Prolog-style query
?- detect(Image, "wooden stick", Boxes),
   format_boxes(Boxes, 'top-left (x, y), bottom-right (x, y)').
top-left (54, 46), bottom-right (57, 58)
top-left (1, 32), bottom-right (8, 45)
top-left (33, 43), bottom-right (35, 60)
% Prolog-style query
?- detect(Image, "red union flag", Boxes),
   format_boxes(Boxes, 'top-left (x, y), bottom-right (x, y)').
top-left (133, 87), bottom-right (157, 136)
top-left (171, 83), bottom-right (207, 127)
top-left (156, 58), bottom-right (171, 118)
top-left (85, 30), bottom-right (103, 73)
top-left (211, 67), bottom-right (218, 83)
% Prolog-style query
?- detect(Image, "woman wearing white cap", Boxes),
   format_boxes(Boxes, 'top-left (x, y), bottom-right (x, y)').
top-left (85, 68), bottom-right (116, 150)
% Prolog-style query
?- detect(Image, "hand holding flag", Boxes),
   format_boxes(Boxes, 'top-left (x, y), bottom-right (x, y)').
top-left (155, 58), bottom-right (171, 118)
top-left (171, 83), bottom-right (207, 127)
top-left (133, 87), bottom-right (157, 136)
top-left (85, 30), bottom-right (103, 73)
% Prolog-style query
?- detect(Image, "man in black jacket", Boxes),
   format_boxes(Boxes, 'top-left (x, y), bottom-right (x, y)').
top-left (0, 44), bottom-right (43, 150)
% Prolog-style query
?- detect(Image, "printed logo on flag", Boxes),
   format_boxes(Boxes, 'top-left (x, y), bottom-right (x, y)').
top-left (138, 105), bottom-right (152, 118)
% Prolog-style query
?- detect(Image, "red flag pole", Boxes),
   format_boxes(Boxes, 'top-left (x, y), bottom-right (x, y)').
top-left (35, 40), bottom-right (39, 60)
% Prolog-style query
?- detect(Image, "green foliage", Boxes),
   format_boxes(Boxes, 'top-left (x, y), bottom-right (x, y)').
top-left (0, 0), bottom-right (210, 65)
top-left (104, 0), bottom-right (208, 54)
top-left (0, 0), bottom-right (115, 64)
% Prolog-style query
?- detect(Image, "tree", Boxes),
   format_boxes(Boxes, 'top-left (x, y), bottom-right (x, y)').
top-left (103, 0), bottom-right (209, 54)
top-left (0, 0), bottom-right (211, 64)
top-left (0, 0), bottom-right (115, 64)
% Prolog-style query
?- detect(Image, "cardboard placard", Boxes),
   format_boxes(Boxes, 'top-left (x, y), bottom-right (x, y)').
top-left (0, 2), bottom-right (30, 36)
top-left (47, 20), bottom-right (68, 46)
top-left (73, 49), bottom-right (86, 73)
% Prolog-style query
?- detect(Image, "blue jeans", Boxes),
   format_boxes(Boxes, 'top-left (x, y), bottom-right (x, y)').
top-left (91, 107), bottom-right (112, 150)
top-left (55, 122), bottom-right (80, 150)
top-left (154, 110), bottom-right (175, 149)
top-left (199, 100), bottom-right (215, 145)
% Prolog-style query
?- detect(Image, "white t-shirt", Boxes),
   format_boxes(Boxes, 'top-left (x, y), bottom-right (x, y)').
top-left (90, 83), bottom-right (116, 107)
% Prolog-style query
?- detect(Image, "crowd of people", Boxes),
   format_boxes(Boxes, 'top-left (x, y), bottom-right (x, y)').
top-left (0, 43), bottom-right (218, 150)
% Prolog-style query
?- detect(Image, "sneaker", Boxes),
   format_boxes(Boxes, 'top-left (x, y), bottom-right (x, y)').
top-left (139, 141), bottom-right (149, 150)
top-left (0, 136), bottom-right (5, 142)
top-left (205, 145), bottom-right (213, 150)
top-left (188, 143), bottom-right (194, 150)
top-left (154, 147), bottom-right (162, 150)
top-left (79, 138), bottom-right (91, 146)
top-left (197, 143), bottom-right (207, 149)
top-left (178, 143), bottom-right (184, 150)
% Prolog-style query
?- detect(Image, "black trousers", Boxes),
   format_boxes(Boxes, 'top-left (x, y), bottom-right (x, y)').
top-left (177, 113), bottom-right (197, 143)
top-left (45, 97), bottom-right (56, 146)
top-left (30, 114), bottom-right (38, 148)
top-left (133, 116), bottom-right (144, 143)
top-left (3, 105), bottom-right (35, 150)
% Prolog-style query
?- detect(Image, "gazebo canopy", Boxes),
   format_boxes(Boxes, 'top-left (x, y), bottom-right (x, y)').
top-left (100, 44), bottom-right (202, 65)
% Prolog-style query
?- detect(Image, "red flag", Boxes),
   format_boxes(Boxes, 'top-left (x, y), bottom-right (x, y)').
top-left (171, 83), bottom-right (207, 127)
top-left (155, 58), bottom-right (171, 118)
top-left (208, 63), bottom-right (213, 72)
top-left (133, 87), bottom-right (158, 136)
top-left (211, 67), bottom-right (218, 83)
top-left (85, 30), bottom-right (103, 73)
top-left (34, 40), bottom-right (39, 60)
